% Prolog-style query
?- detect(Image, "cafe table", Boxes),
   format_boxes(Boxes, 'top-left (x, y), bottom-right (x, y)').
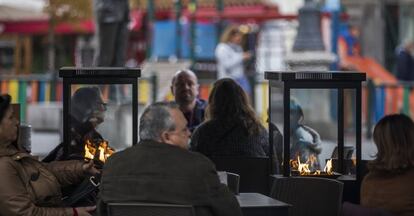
top-left (237, 192), bottom-right (290, 216)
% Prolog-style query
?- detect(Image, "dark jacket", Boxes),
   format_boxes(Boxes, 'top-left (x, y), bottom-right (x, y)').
top-left (190, 120), bottom-right (269, 157)
top-left (183, 98), bottom-right (207, 133)
top-left (98, 140), bottom-right (242, 216)
top-left (361, 169), bottom-right (414, 216)
top-left (93, 0), bottom-right (129, 23)
top-left (43, 116), bottom-right (104, 162)
top-left (396, 49), bottom-right (414, 81)
top-left (0, 145), bottom-right (85, 216)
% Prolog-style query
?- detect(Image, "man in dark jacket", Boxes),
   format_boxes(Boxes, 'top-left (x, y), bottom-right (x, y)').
top-left (171, 69), bottom-right (207, 133)
top-left (93, 0), bottom-right (129, 67)
top-left (98, 102), bottom-right (242, 216)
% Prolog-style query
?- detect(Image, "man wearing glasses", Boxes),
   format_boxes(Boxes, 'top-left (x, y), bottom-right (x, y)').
top-left (98, 102), bottom-right (242, 216)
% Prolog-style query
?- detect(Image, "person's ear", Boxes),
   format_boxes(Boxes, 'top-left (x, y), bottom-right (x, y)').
top-left (160, 131), bottom-right (170, 143)
top-left (170, 85), bottom-right (175, 96)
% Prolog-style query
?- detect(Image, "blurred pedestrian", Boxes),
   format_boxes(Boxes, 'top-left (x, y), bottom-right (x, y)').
top-left (338, 25), bottom-right (361, 70)
top-left (215, 25), bottom-right (252, 95)
top-left (93, 0), bottom-right (130, 67)
top-left (396, 40), bottom-right (414, 81)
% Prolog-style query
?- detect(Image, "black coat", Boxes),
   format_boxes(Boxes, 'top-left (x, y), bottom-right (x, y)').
top-left (98, 140), bottom-right (242, 216)
top-left (396, 50), bottom-right (414, 81)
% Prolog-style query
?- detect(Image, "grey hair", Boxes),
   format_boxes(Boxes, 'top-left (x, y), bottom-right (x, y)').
top-left (139, 101), bottom-right (179, 141)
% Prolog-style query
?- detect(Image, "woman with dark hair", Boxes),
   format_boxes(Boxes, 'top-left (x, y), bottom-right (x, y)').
top-left (361, 114), bottom-right (414, 215)
top-left (190, 78), bottom-right (268, 157)
top-left (0, 94), bottom-right (97, 216)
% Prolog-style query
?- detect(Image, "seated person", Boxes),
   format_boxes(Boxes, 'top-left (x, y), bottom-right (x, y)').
top-left (361, 114), bottom-right (414, 216)
top-left (42, 86), bottom-right (110, 207)
top-left (43, 86), bottom-right (109, 162)
top-left (289, 100), bottom-right (322, 171)
top-left (0, 94), bottom-right (98, 216)
top-left (98, 102), bottom-right (242, 216)
top-left (171, 69), bottom-right (207, 132)
top-left (190, 78), bottom-right (269, 158)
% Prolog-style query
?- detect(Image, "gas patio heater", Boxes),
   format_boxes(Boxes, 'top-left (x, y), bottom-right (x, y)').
top-left (266, 71), bottom-right (366, 201)
top-left (59, 67), bottom-right (140, 166)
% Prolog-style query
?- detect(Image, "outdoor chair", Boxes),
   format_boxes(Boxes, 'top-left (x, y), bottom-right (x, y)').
top-left (270, 176), bottom-right (344, 216)
top-left (226, 171), bottom-right (240, 194)
top-left (107, 202), bottom-right (195, 216)
top-left (210, 156), bottom-right (271, 195)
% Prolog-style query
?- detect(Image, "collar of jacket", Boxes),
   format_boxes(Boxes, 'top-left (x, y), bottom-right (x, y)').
top-left (138, 139), bottom-right (184, 151)
top-left (0, 144), bottom-right (35, 161)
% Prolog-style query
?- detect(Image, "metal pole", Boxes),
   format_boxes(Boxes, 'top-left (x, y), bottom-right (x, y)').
top-left (366, 79), bottom-right (375, 139)
top-left (356, 84), bottom-right (362, 182)
top-left (216, 0), bottom-right (224, 41)
top-left (146, 0), bottom-right (155, 59)
top-left (338, 88), bottom-right (344, 174)
top-left (174, 0), bottom-right (182, 58)
top-left (283, 85), bottom-right (291, 177)
top-left (189, 0), bottom-right (197, 65)
top-left (151, 73), bottom-right (158, 103)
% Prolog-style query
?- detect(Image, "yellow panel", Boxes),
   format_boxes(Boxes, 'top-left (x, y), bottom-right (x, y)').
top-left (138, 80), bottom-right (149, 104)
top-left (8, 80), bottom-right (19, 103)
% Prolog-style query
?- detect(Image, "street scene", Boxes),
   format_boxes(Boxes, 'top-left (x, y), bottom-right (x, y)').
top-left (1, 0), bottom-right (414, 216)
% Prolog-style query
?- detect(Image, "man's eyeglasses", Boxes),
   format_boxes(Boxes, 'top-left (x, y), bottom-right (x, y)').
top-left (96, 102), bottom-right (107, 111)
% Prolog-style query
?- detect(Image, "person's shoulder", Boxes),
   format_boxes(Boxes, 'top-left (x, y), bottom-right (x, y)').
top-left (194, 120), bottom-right (213, 129)
top-left (215, 43), bottom-right (231, 52)
top-left (0, 155), bottom-right (17, 171)
top-left (196, 98), bottom-right (207, 108)
top-left (186, 150), bottom-right (215, 167)
top-left (105, 145), bottom-right (140, 164)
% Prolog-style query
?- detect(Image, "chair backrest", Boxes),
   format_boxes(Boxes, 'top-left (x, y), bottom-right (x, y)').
top-left (211, 156), bottom-right (271, 195)
top-left (270, 176), bottom-right (344, 216)
top-left (342, 202), bottom-right (394, 216)
top-left (107, 202), bottom-right (195, 216)
top-left (225, 172), bottom-right (240, 195)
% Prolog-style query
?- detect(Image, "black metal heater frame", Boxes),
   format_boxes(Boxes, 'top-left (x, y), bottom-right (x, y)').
top-left (59, 67), bottom-right (140, 158)
top-left (265, 71), bottom-right (366, 183)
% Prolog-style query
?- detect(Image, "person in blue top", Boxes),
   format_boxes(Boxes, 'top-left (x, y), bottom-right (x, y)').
top-left (396, 40), bottom-right (414, 81)
top-left (171, 69), bottom-right (207, 133)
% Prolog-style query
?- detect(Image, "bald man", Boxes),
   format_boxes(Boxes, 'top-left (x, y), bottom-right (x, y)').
top-left (171, 70), bottom-right (207, 132)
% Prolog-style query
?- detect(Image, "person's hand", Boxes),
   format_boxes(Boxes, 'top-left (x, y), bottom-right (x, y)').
top-left (82, 160), bottom-right (100, 176)
top-left (243, 51), bottom-right (252, 60)
top-left (75, 206), bottom-right (96, 216)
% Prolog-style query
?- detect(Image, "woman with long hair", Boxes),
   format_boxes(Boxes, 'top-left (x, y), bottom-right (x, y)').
top-left (190, 78), bottom-right (268, 157)
top-left (361, 114), bottom-right (414, 215)
top-left (215, 25), bottom-right (252, 95)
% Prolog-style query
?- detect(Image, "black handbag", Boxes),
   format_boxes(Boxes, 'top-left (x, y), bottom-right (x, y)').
top-left (62, 174), bottom-right (101, 207)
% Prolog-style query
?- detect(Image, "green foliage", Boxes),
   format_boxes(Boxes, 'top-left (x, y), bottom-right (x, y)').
top-left (45, 0), bottom-right (93, 24)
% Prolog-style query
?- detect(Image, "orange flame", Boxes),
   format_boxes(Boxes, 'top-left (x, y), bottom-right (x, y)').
top-left (291, 155), bottom-right (334, 175)
top-left (84, 139), bottom-right (114, 163)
